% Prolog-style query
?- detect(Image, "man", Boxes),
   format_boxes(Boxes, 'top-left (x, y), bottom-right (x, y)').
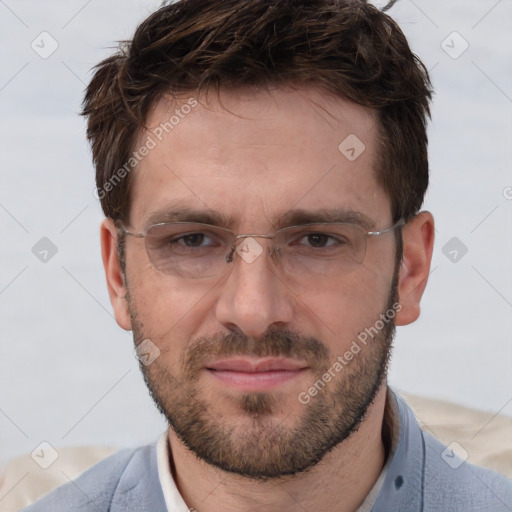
top-left (24, 0), bottom-right (512, 510)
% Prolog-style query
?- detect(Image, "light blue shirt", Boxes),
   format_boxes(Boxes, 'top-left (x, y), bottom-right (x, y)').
top-left (23, 389), bottom-right (512, 511)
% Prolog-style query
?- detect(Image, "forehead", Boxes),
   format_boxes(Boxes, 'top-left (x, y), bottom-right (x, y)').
top-left (128, 86), bottom-right (390, 229)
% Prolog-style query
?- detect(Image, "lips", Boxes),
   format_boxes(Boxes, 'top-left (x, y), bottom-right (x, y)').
top-left (206, 357), bottom-right (308, 373)
top-left (205, 357), bottom-right (309, 391)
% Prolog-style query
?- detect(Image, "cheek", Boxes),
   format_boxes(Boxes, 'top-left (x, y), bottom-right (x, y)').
top-left (127, 267), bottom-right (212, 355)
top-left (293, 266), bottom-right (394, 353)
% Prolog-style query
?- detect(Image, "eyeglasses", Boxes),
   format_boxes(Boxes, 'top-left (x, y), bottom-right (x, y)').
top-left (116, 218), bottom-right (404, 280)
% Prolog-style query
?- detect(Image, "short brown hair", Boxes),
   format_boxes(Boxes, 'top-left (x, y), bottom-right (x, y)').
top-left (83, 0), bottom-right (432, 225)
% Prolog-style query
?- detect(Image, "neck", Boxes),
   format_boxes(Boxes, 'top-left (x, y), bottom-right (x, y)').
top-left (167, 385), bottom-right (388, 512)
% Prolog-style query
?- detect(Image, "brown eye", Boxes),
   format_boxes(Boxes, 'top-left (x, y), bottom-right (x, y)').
top-left (178, 233), bottom-right (209, 247)
top-left (304, 233), bottom-right (336, 248)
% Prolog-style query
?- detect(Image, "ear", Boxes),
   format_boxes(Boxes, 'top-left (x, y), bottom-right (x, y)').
top-left (395, 211), bottom-right (435, 326)
top-left (100, 218), bottom-right (132, 331)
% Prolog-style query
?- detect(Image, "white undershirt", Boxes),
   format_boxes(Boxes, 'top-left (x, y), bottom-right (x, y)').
top-left (156, 432), bottom-right (191, 511)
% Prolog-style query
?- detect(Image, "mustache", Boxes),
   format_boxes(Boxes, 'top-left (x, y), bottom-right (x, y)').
top-left (182, 328), bottom-right (330, 376)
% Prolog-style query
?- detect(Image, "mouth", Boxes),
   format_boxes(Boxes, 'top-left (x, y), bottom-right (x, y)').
top-left (204, 357), bottom-right (309, 392)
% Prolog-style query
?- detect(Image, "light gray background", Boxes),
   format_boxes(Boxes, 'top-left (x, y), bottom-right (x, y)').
top-left (1, 0), bottom-right (511, 467)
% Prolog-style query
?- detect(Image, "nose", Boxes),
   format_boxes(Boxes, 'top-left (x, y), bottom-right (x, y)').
top-left (215, 237), bottom-right (294, 338)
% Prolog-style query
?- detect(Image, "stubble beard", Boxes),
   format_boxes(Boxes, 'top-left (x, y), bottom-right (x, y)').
top-left (129, 276), bottom-right (398, 480)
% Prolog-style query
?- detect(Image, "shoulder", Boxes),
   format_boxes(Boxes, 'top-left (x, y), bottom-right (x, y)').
top-left (384, 389), bottom-right (512, 511)
top-left (422, 428), bottom-right (512, 511)
top-left (21, 444), bottom-right (155, 512)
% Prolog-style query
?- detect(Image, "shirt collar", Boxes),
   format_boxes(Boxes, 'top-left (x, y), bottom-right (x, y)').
top-left (371, 388), bottom-right (425, 511)
top-left (355, 387), bottom-right (402, 512)
top-left (156, 432), bottom-right (191, 511)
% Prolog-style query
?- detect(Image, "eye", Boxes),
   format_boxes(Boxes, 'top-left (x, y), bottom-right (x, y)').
top-left (146, 223), bottom-right (233, 255)
top-left (297, 232), bottom-right (346, 248)
top-left (302, 233), bottom-right (336, 248)
top-left (174, 232), bottom-right (215, 247)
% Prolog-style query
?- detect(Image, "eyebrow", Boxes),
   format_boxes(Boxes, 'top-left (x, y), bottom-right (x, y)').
top-left (143, 204), bottom-right (375, 231)
top-left (277, 209), bottom-right (376, 230)
top-left (144, 205), bottom-right (233, 229)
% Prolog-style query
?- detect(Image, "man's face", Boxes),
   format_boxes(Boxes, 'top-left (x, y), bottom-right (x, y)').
top-left (120, 87), bottom-right (399, 478)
